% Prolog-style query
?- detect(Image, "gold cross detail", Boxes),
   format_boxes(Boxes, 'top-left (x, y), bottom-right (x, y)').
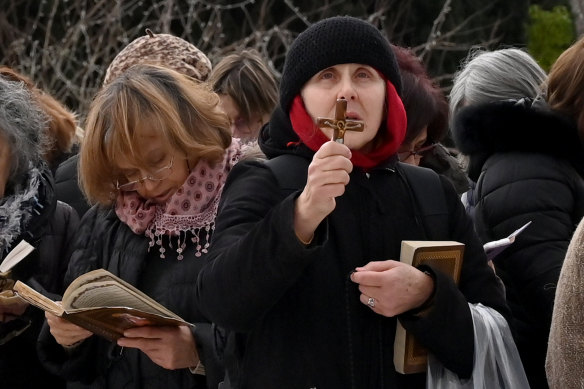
top-left (316, 98), bottom-right (365, 144)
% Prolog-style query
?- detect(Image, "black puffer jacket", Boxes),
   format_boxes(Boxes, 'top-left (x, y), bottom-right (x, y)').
top-left (195, 107), bottom-right (509, 389)
top-left (37, 205), bottom-right (223, 389)
top-left (453, 99), bottom-right (584, 389)
top-left (54, 154), bottom-right (91, 218)
top-left (0, 166), bottom-right (79, 389)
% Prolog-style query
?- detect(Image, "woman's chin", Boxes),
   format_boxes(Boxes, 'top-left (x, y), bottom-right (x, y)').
top-left (150, 190), bottom-right (174, 204)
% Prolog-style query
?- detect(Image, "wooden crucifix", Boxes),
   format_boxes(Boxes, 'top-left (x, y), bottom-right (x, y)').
top-left (316, 98), bottom-right (365, 144)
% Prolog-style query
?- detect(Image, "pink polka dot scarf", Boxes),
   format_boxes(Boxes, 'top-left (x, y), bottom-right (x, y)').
top-left (115, 139), bottom-right (243, 260)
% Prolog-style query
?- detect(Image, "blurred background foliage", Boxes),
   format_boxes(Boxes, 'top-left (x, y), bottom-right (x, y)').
top-left (527, 5), bottom-right (575, 71)
top-left (0, 0), bottom-right (579, 121)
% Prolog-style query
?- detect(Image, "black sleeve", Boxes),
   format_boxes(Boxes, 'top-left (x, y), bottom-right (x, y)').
top-left (37, 321), bottom-right (101, 383)
top-left (36, 206), bottom-right (106, 383)
top-left (53, 201), bottom-right (81, 293)
top-left (54, 155), bottom-right (91, 218)
top-left (192, 323), bottom-right (224, 389)
top-left (196, 160), bottom-right (327, 332)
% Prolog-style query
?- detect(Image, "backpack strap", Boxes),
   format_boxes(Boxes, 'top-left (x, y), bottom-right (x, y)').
top-left (265, 156), bottom-right (450, 240)
top-left (399, 162), bottom-right (449, 240)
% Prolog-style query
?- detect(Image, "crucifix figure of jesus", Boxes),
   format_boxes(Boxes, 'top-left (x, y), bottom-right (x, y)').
top-left (316, 98), bottom-right (365, 144)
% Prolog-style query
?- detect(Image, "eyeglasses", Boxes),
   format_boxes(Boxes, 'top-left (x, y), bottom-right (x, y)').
top-left (231, 117), bottom-right (264, 137)
top-left (398, 143), bottom-right (437, 162)
top-left (116, 156), bottom-right (174, 192)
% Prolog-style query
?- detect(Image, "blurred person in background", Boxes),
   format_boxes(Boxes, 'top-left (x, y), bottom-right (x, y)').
top-left (209, 49), bottom-right (278, 143)
top-left (0, 72), bottom-right (78, 389)
top-left (391, 45), bottom-right (469, 195)
top-left (451, 47), bottom-right (584, 389)
top-left (545, 35), bottom-right (584, 389)
top-left (0, 67), bottom-right (80, 175)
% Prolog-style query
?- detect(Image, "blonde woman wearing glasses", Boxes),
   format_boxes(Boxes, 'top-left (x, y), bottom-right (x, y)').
top-left (38, 64), bottom-right (253, 389)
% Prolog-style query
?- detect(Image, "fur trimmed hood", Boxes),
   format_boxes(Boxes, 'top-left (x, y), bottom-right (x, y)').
top-left (452, 98), bottom-right (584, 180)
top-left (0, 164), bottom-right (56, 256)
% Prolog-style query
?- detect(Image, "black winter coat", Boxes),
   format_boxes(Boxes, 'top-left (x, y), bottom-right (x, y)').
top-left (54, 154), bottom-right (91, 218)
top-left (37, 206), bottom-right (224, 389)
top-left (453, 99), bottom-right (584, 389)
top-left (195, 107), bottom-right (509, 389)
top-left (0, 167), bottom-right (79, 389)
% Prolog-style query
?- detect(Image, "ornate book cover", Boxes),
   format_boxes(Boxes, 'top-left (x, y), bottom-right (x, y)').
top-left (394, 240), bottom-right (465, 374)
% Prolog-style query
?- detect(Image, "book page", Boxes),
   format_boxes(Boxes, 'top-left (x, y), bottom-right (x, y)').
top-left (403, 240), bottom-right (462, 248)
top-left (483, 221), bottom-right (532, 261)
top-left (0, 240), bottom-right (35, 273)
top-left (12, 281), bottom-right (64, 316)
top-left (65, 282), bottom-right (175, 316)
top-left (62, 269), bottom-right (180, 319)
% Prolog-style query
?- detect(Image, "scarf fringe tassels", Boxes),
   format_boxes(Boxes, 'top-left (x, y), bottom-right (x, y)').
top-left (0, 166), bottom-right (44, 256)
top-left (146, 222), bottom-right (214, 259)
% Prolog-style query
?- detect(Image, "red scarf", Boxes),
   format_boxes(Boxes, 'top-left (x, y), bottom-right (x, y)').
top-left (289, 80), bottom-right (407, 169)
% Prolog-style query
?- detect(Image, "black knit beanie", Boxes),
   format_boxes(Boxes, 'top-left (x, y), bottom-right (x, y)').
top-left (279, 16), bottom-right (402, 112)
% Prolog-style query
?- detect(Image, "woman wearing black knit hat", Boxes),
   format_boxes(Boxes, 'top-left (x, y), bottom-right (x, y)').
top-left (196, 16), bottom-right (511, 389)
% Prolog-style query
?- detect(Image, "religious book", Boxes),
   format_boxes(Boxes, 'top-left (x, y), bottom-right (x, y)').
top-left (0, 240), bottom-right (35, 275)
top-left (13, 268), bottom-right (192, 342)
top-left (394, 240), bottom-right (465, 374)
top-left (483, 221), bottom-right (532, 261)
top-left (0, 240), bottom-right (35, 307)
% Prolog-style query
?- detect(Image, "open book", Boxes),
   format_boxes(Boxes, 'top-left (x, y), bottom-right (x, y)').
top-left (394, 240), bottom-right (465, 374)
top-left (483, 221), bottom-right (532, 261)
top-left (13, 268), bottom-right (192, 342)
top-left (0, 240), bottom-right (35, 308)
top-left (0, 240), bottom-right (35, 275)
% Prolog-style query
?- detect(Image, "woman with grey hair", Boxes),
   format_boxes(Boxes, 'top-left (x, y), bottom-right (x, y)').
top-left (0, 74), bottom-right (79, 388)
top-left (449, 48), bottom-right (547, 118)
top-left (451, 47), bottom-right (584, 389)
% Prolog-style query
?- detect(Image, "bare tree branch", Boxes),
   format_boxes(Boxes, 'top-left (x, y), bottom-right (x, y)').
top-left (0, 0), bottom-right (519, 122)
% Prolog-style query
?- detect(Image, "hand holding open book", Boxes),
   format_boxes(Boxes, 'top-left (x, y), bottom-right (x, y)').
top-left (13, 269), bottom-right (193, 342)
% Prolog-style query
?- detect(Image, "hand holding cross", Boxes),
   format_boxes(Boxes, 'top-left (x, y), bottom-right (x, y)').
top-left (316, 98), bottom-right (365, 144)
